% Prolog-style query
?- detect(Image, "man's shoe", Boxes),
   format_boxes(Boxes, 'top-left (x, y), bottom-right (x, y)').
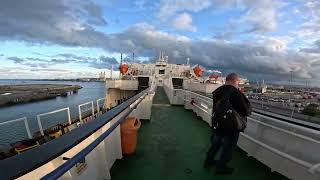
top-left (203, 160), bottom-right (217, 168)
top-left (215, 166), bottom-right (234, 175)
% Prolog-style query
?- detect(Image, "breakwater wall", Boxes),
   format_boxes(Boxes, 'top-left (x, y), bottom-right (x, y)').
top-left (0, 84), bottom-right (82, 107)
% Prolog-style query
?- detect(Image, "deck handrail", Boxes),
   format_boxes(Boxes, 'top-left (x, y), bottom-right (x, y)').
top-left (177, 89), bottom-right (320, 173)
top-left (41, 93), bottom-right (147, 179)
top-left (252, 108), bottom-right (320, 130)
top-left (240, 133), bottom-right (313, 168)
top-left (0, 96), bottom-right (106, 148)
top-left (180, 91), bottom-right (320, 142)
top-left (37, 107), bottom-right (71, 136)
top-left (0, 88), bottom-right (150, 179)
top-left (252, 112), bottom-right (320, 132)
top-left (247, 117), bottom-right (320, 144)
top-left (78, 101), bottom-right (94, 124)
top-left (96, 97), bottom-right (106, 114)
top-left (177, 89), bottom-right (320, 130)
top-left (0, 117), bottom-right (32, 139)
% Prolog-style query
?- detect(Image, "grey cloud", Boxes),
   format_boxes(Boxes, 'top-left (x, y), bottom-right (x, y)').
top-left (300, 40), bottom-right (320, 54)
top-left (82, 1), bottom-right (108, 26)
top-left (7, 57), bottom-right (25, 63)
top-left (30, 68), bottom-right (71, 72)
top-left (24, 62), bottom-right (48, 68)
top-left (157, 0), bottom-right (278, 33)
top-left (89, 56), bottom-right (119, 69)
top-left (1, 0), bottom-right (319, 84)
top-left (294, 1), bottom-right (320, 44)
top-left (55, 54), bottom-right (119, 69)
top-left (7, 54), bottom-right (119, 70)
top-left (103, 23), bottom-right (319, 83)
top-left (50, 58), bottom-right (71, 64)
top-left (56, 53), bottom-right (97, 62)
top-left (240, 0), bottom-right (278, 33)
top-left (99, 56), bottom-right (118, 64)
top-left (157, 0), bottom-right (211, 20)
top-left (0, 0), bottom-right (108, 47)
top-left (7, 56), bottom-right (69, 68)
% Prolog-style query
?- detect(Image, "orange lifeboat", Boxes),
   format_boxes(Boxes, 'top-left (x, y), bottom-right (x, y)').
top-left (193, 66), bottom-right (204, 77)
top-left (209, 74), bottom-right (219, 80)
top-left (119, 64), bottom-right (129, 74)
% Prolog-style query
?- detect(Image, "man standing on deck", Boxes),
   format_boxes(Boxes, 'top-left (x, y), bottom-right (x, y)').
top-left (204, 73), bottom-right (251, 175)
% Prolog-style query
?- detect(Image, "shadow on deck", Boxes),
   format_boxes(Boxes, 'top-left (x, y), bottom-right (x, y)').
top-left (110, 87), bottom-right (288, 180)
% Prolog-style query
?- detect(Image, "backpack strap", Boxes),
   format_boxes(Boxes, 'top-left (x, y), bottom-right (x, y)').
top-left (212, 85), bottom-right (235, 113)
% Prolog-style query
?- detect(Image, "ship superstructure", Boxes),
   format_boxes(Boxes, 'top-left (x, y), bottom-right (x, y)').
top-left (106, 51), bottom-right (225, 111)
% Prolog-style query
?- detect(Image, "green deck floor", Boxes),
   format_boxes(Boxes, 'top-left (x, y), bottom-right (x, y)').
top-left (110, 87), bottom-right (288, 180)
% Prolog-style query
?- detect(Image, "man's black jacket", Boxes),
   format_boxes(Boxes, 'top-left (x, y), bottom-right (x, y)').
top-left (212, 85), bottom-right (251, 135)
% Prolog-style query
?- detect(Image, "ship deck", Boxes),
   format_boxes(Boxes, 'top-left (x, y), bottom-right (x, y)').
top-left (110, 87), bottom-right (288, 179)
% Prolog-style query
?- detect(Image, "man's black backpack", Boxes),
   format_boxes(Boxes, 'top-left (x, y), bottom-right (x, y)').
top-left (212, 88), bottom-right (247, 133)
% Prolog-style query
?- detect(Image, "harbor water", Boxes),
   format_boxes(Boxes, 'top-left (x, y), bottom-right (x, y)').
top-left (0, 80), bottom-right (106, 147)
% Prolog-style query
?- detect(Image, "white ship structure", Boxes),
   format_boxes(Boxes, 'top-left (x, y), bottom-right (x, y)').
top-left (0, 52), bottom-right (319, 180)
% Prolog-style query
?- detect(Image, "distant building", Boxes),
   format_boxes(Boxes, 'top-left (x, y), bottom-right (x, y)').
top-left (98, 71), bottom-right (106, 81)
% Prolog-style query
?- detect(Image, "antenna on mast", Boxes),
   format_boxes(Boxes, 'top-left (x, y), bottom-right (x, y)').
top-left (132, 52), bottom-right (135, 64)
top-left (120, 53), bottom-right (123, 64)
top-left (110, 65), bottom-right (113, 79)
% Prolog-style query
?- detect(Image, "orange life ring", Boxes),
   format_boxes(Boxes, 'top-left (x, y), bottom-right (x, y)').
top-left (119, 64), bottom-right (129, 74)
top-left (193, 66), bottom-right (203, 77)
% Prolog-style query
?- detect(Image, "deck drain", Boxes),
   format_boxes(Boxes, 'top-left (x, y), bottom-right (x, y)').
top-left (184, 168), bottom-right (192, 174)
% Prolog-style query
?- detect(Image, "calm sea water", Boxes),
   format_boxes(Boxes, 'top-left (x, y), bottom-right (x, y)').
top-left (0, 79), bottom-right (106, 147)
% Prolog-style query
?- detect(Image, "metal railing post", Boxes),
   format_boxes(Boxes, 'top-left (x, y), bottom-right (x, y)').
top-left (37, 115), bottom-right (44, 136)
top-left (67, 107), bottom-right (72, 125)
top-left (96, 100), bottom-right (100, 114)
top-left (91, 101), bottom-right (95, 117)
top-left (309, 163), bottom-right (320, 173)
top-left (96, 98), bottom-right (106, 115)
top-left (78, 105), bottom-right (82, 124)
top-left (291, 106), bottom-right (295, 119)
top-left (23, 117), bottom-right (32, 139)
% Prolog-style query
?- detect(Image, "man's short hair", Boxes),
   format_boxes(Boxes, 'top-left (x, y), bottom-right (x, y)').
top-left (226, 73), bottom-right (240, 82)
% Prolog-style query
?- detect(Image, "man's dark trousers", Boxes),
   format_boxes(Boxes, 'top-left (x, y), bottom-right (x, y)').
top-left (205, 132), bottom-right (239, 168)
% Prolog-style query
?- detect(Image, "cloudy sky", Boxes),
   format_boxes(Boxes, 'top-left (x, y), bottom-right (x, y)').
top-left (1, 0), bottom-right (320, 85)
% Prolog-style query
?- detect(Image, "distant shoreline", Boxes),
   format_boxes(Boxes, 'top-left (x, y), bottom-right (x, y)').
top-left (0, 84), bottom-right (82, 107)
top-left (0, 78), bottom-right (105, 82)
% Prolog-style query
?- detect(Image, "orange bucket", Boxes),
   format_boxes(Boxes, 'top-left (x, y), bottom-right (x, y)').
top-left (120, 117), bottom-right (141, 155)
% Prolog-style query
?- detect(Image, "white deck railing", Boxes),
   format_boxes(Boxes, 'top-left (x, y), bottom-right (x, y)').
top-left (37, 107), bottom-right (72, 136)
top-left (0, 117), bottom-right (32, 139)
top-left (163, 80), bottom-right (320, 180)
top-left (14, 88), bottom-right (154, 180)
top-left (96, 98), bottom-right (106, 114)
top-left (1, 97), bottom-right (106, 147)
top-left (78, 101), bottom-right (95, 124)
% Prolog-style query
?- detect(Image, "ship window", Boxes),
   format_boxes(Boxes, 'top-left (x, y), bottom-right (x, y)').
top-left (159, 69), bottom-right (165, 74)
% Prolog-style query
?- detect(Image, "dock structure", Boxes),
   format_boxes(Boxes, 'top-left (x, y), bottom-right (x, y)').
top-left (0, 84), bottom-right (82, 107)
